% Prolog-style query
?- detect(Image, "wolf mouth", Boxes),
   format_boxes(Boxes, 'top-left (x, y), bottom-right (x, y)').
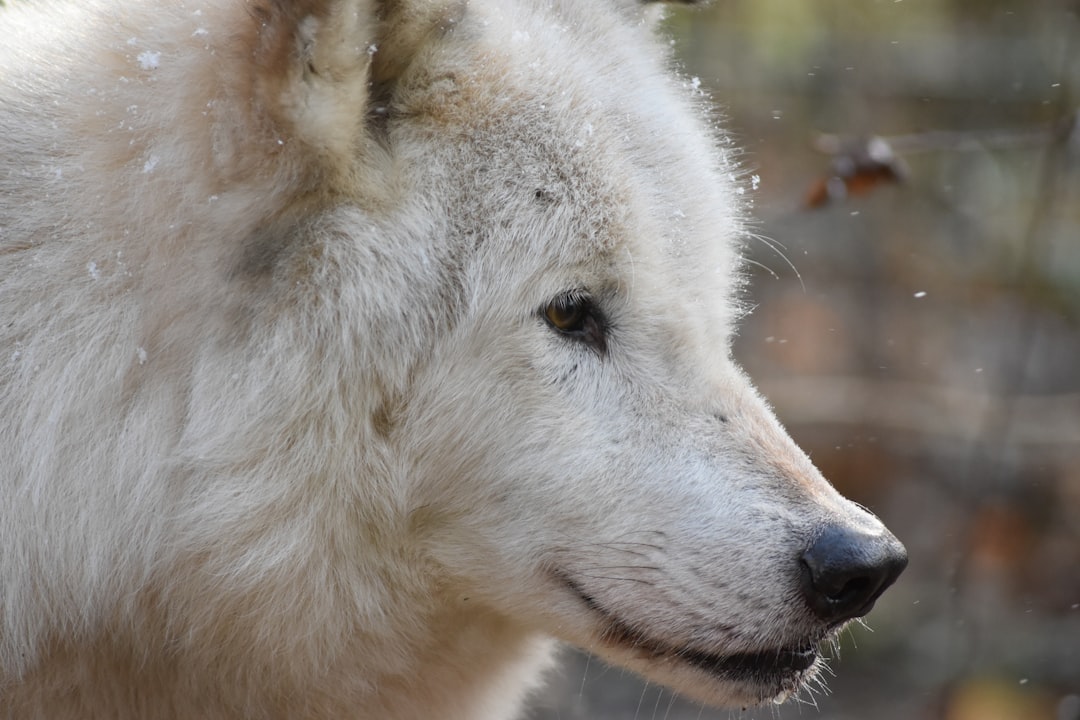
top-left (563, 576), bottom-right (820, 683)
top-left (680, 644), bottom-right (818, 679)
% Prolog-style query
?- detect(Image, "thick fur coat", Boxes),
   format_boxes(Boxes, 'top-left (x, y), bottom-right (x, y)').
top-left (0, 1), bottom-right (905, 718)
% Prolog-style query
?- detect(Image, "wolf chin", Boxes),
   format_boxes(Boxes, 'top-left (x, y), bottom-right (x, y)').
top-left (0, 1), bottom-right (907, 718)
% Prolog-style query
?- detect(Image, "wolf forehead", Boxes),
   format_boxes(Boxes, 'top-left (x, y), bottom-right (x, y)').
top-left (360, 1), bottom-right (748, 283)
top-left (215, 0), bottom-right (752, 345)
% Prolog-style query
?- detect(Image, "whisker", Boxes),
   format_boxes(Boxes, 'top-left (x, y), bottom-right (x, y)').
top-left (578, 653), bottom-right (590, 698)
top-left (743, 257), bottom-right (780, 279)
top-left (661, 688), bottom-right (678, 720)
top-left (571, 573), bottom-right (656, 585)
top-left (634, 680), bottom-right (651, 720)
top-left (747, 231), bottom-right (805, 291)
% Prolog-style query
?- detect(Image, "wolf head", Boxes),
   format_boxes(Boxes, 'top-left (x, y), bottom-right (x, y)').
top-left (328, 1), bottom-right (909, 707)
top-left (0, 0), bottom-right (906, 714)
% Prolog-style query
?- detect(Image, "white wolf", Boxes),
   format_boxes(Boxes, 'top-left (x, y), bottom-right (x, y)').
top-left (0, 0), bottom-right (907, 718)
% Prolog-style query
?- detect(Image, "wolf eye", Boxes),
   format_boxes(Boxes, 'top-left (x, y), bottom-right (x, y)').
top-left (542, 292), bottom-right (607, 354)
top-left (545, 295), bottom-right (588, 333)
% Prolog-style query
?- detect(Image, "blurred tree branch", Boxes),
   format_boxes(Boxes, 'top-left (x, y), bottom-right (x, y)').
top-left (804, 112), bottom-right (1080, 209)
top-left (761, 377), bottom-right (1080, 452)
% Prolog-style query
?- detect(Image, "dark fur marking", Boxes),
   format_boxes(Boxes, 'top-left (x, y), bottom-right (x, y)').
top-left (234, 223), bottom-right (292, 280)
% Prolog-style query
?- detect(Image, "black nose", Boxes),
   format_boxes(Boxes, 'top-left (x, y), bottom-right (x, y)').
top-left (800, 523), bottom-right (908, 625)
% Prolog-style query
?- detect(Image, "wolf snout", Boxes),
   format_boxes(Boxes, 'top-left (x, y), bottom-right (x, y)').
top-left (798, 524), bottom-right (908, 625)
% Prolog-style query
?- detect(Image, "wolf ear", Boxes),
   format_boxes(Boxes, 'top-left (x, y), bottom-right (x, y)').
top-left (252, 0), bottom-right (380, 166)
top-left (250, 0), bottom-right (458, 175)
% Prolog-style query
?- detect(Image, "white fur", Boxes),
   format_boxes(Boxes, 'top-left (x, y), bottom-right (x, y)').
top-left (1, 1), bottom-right (897, 718)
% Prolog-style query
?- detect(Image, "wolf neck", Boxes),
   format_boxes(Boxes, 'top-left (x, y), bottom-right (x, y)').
top-left (360, 609), bottom-right (557, 720)
top-left (9, 597), bottom-right (554, 720)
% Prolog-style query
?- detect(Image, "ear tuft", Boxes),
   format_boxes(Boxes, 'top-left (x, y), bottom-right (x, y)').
top-left (368, 1), bottom-right (467, 88)
top-left (253, 1), bottom-right (379, 166)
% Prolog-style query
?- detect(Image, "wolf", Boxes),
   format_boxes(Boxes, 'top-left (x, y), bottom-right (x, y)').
top-left (0, 0), bottom-right (907, 718)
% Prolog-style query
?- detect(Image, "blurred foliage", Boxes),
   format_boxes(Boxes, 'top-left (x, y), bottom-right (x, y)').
top-left (538, 2), bottom-right (1080, 719)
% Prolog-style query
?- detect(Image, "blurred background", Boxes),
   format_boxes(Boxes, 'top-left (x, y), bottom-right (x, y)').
top-left (535, 1), bottom-right (1080, 719)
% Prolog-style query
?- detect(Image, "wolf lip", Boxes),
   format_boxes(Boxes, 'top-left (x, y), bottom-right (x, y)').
top-left (681, 645), bottom-right (818, 678)
top-left (563, 575), bottom-right (819, 680)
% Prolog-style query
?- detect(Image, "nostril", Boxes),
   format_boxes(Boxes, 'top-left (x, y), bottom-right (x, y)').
top-left (831, 575), bottom-right (871, 607)
top-left (800, 523), bottom-right (907, 624)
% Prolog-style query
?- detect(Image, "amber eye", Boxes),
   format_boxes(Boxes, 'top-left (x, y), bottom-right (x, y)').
top-left (544, 296), bottom-right (588, 333)
top-left (541, 292), bottom-right (608, 355)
